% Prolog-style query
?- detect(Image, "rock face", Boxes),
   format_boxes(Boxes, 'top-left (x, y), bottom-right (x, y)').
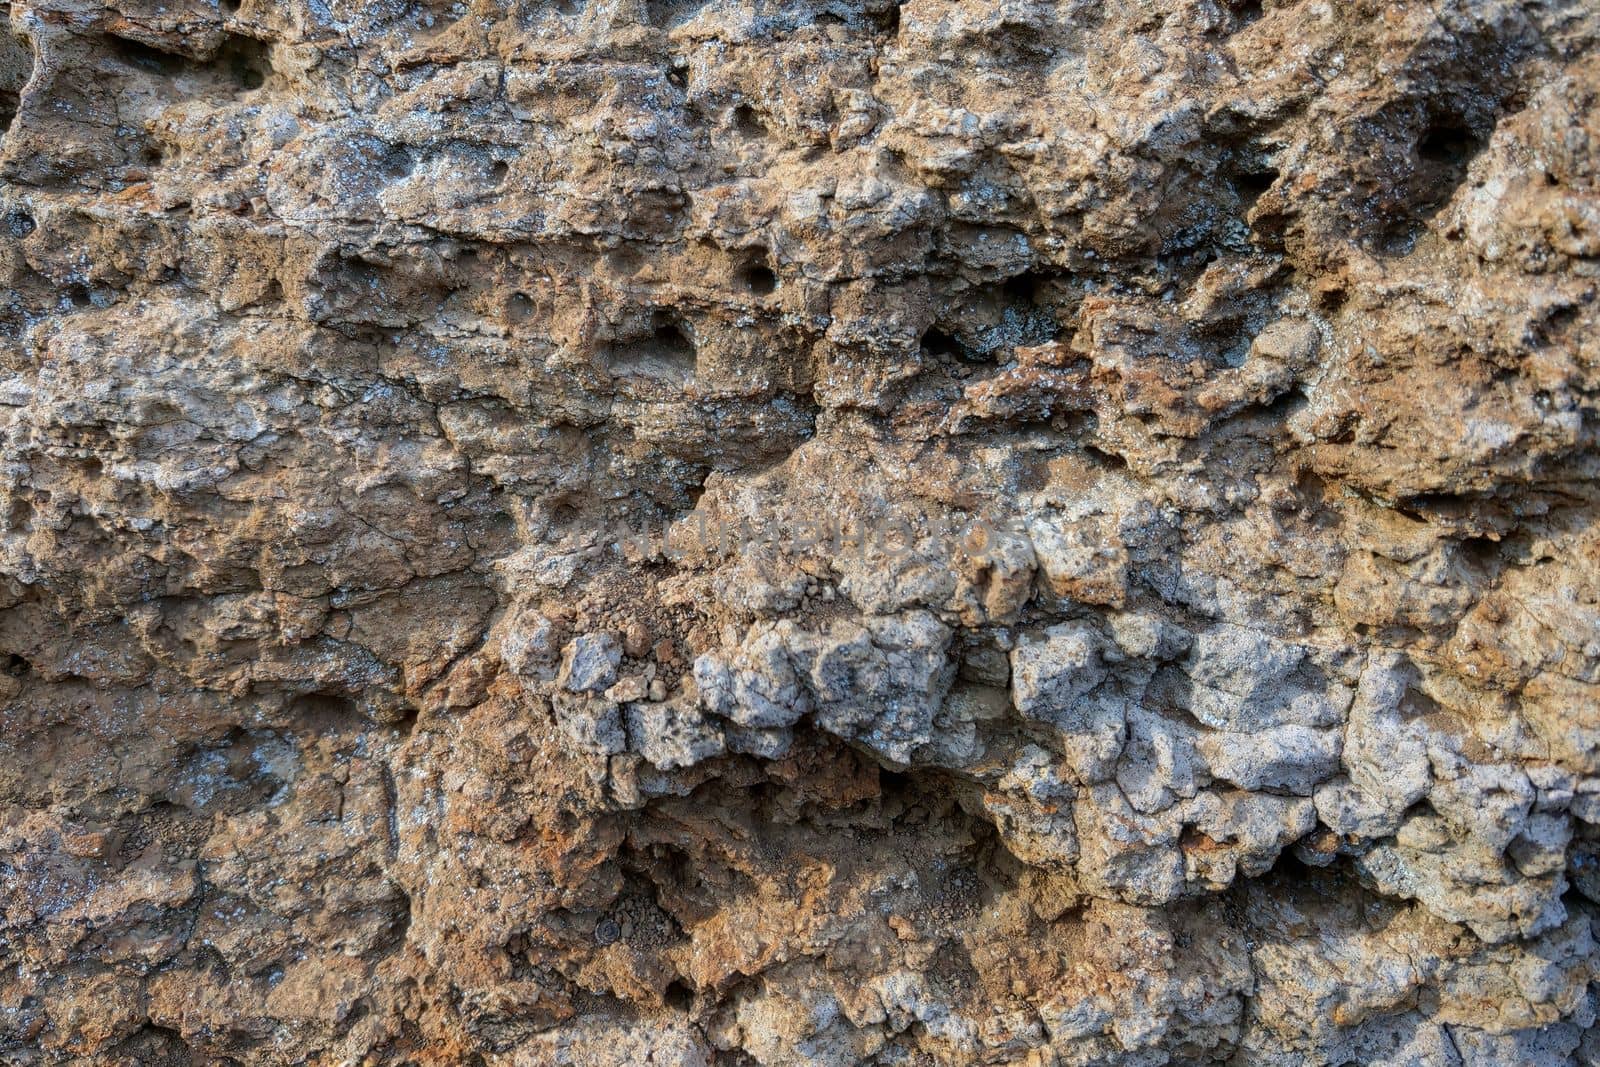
top-left (1, 0), bottom-right (1598, 1062)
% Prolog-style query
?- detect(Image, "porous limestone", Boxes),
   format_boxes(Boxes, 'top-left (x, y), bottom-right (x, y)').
top-left (1, 0), bottom-right (1598, 1062)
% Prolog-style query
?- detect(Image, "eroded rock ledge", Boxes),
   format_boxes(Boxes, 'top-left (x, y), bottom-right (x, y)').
top-left (1, 0), bottom-right (1597, 1062)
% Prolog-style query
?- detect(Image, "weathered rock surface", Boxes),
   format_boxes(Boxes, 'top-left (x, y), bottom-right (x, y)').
top-left (1, 0), bottom-right (1598, 1062)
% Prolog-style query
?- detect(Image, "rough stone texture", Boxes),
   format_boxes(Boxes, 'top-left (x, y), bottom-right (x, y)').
top-left (0, 0), bottom-right (1598, 1062)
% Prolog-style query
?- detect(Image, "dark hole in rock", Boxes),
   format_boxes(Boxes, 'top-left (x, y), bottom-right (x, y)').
top-left (740, 260), bottom-right (776, 295)
top-left (1418, 121), bottom-right (1477, 166)
top-left (733, 103), bottom-right (765, 137)
top-left (221, 0), bottom-right (242, 12)
top-left (542, 491), bottom-right (584, 529)
top-left (1369, 118), bottom-right (1485, 257)
top-left (605, 316), bottom-right (696, 381)
top-left (67, 284), bottom-right (93, 308)
top-left (875, 2), bottom-right (902, 35)
top-left (380, 145), bottom-right (416, 179)
top-left (878, 768), bottom-right (914, 801)
top-left (489, 159), bottom-right (510, 184)
top-left (1456, 535), bottom-right (1501, 571)
top-left (6, 209), bottom-right (34, 237)
top-left (1084, 443), bottom-right (1129, 472)
top-left (921, 325), bottom-right (978, 362)
top-left (1232, 0), bottom-right (1264, 23)
top-left (666, 64), bottom-right (688, 91)
top-left (1002, 270), bottom-right (1043, 307)
top-left (1235, 168), bottom-right (1278, 209)
top-left (943, 273), bottom-right (1063, 360)
top-left (507, 292), bottom-right (535, 323)
top-left (650, 320), bottom-right (694, 369)
top-left (663, 980), bottom-right (695, 1011)
top-left (389, 704), bottom-right (420, 736)
top-left (288, 692), bottom-right (360, 732)
top-left (921, 326), bottom-right (960, 357)
top-left (107, 31), bottom-right (267, 92)
top-left (216, 34), bottom-right (269, 90)
top-left (1409, 119), bottom-right (1482, 216)
top-left (4, 653), bottom-right (30, 677)
top-left (106, 35), bottom-right (187, 77)
top-left (1537, 305), bottom-right (1578, 346)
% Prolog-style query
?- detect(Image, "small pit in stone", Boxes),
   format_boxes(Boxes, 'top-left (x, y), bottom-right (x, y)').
top-left (216, 34), bottom-right (270, 89)
top-left (506, 292), bottom-right (535, 324)
top-left (1411, 117), bottom-right (1484, 210)
top-left (603, 316), bottom-right (697, 382)
top-left (1376, 115), bottom-right (1487, 255)
top-left (1234, 168), bottom-right (1278, 212)
top-left (1418, 120), bottom-right (1478, 167)
top-left (287, 692), bottom-right (361, 733)
top-left (740, 260), bottom-right (777, 295)
top-left (874, 2), bottom-right (902, 36)
top-left (1002, 270), bottom-right (1043, 308)
top-left (107, 35), bottom-right (186, 77)
top-left (1230, 0), bottom-right (1264, 25)
top-left (920, 272), bottom-right (1062, 366)
top-left (732, 104), bottom-right (766, 138)
top-left (106, 30), bottom-right (270, 93)
top-left (921, 325), bottom-right (971, 362)
top-left (379, 145), bottom-right (416, 179)
top-left (662, 980), bottom-right (695, 1012)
